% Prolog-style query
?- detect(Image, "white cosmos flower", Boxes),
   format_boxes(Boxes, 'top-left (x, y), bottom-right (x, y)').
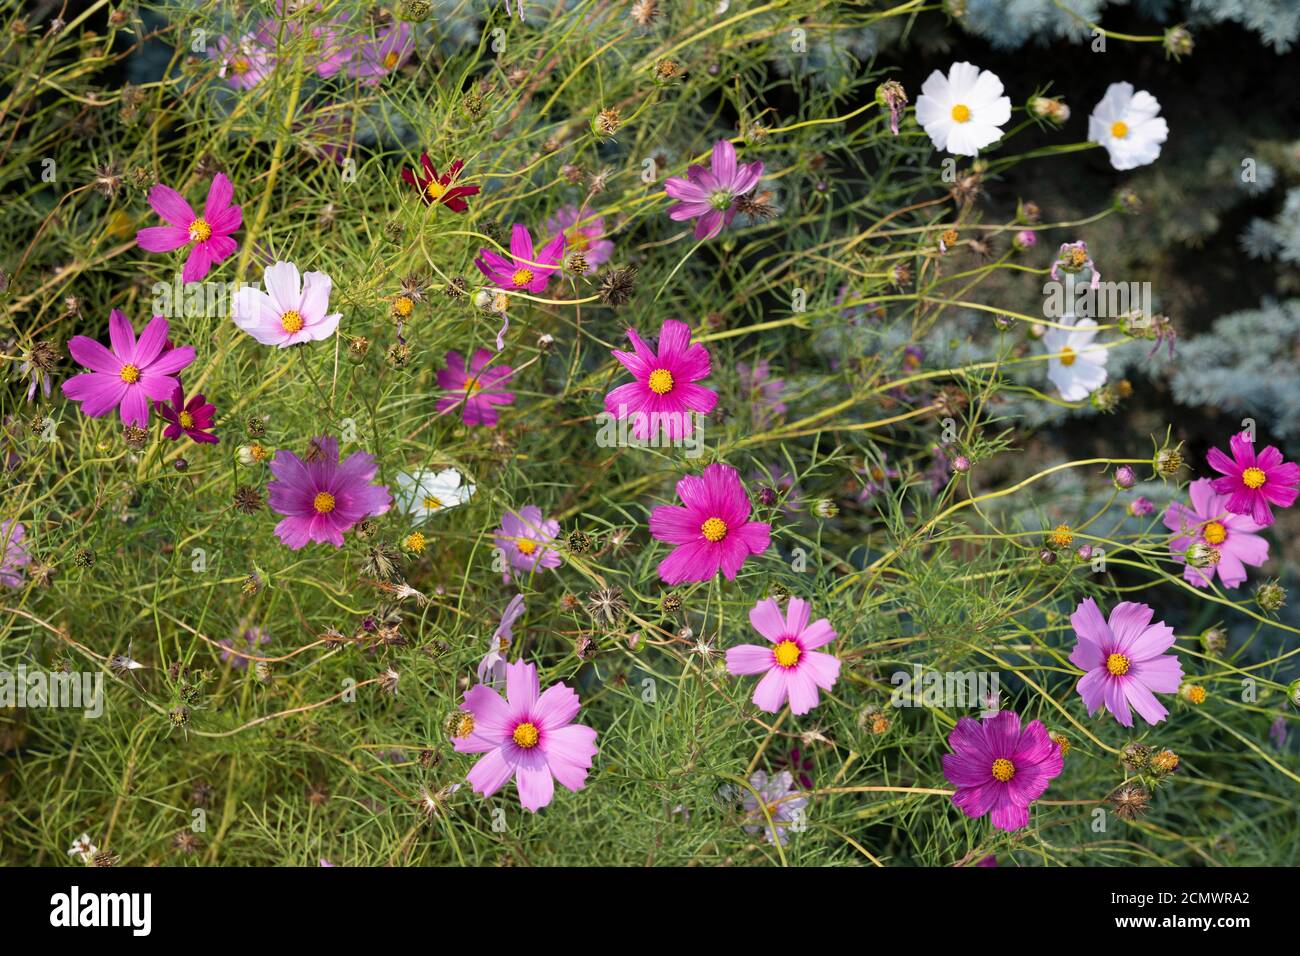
top-left (395, 468), bottom-right (475, 523)
top-left (914, 62), bottom-right (1011, 157)
top-left (232, 260), bottom-right (342, 348)
top-left (1043, 315), bottom-right (1108, 402)
top-left (1088, 82), bottom-right (1168, 171)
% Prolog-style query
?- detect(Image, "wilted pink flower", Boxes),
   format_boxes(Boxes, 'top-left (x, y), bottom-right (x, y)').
top-left (649, 463), bottom-right (771, 584)
top-left (232, 261), bottom-right (342, 348)
top-left (62, 310), bottom-right (195, 426)
top-left (664, 139), bottom-right (764, 240)
top-left (436, 348), bottom-right (514, 427)
top-left (942, 710), bottom-right (1063, 832)
top-left (1129, 496), bottom-right (1155, 517)
top-left (454, 660), bottom-right (598, 812)
top-left (0, 520), bottom-right (30, 588)
top-left (1206, 431), bottom-right (1300, 527)
top-left (474, 224), bottom-right (565, 294)
top-left (1069, 598), bottom-right (1183, 727)
top-left (1050, 240), bottom-right (1101, 291)
top-left (1164, 478), bottom-right (1268, 588)
top-left (726, 597), bottom-right (840, 715)
top-left (156, 384), bottom-right (218, 444)
top-left (544, 206), bottom-right (614, 273)
top-left (493, 506), bottom-right (561, 583)
top-left (604, 319), bottom-right (716, 441)
top-left (135, 173), bottom-right (241, 284)
top-left (266, 435), bottom-right (392, 549)
top-left (478, 594), bottom-right (525, 685)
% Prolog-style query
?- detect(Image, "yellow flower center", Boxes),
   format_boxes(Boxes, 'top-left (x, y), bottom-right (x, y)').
top-left (280, 310), bottom-right (304, 333)
top-left (1203, 521), bottom-right (1227, 546)
top-left (313, 491), bottom-right (336, 514)
top-left (511, 268), bottom-right (535, 287)
top-left (383, 51), bottom-right (399, 69)
top-left (1058, 346), bottom-right (1076, 367)
top-left (249, 443), bottom-right (269, 462)
top-left (425, 179), bottom-right (446, 200)
top-left (179, 411), bottom-right (195, 429)
top-left (1050, 524), bottom-right (1073, 547)
top-left (774, 640), bottom-right (801, 669)
top-left (951, 103), bottom-right (971, 123)
top-left (119, 364), bottom-right (140, 384)
top-left (464, 377), bottom-right (482, 394)
top-left (454, 713), bottom-right (475, 738)
top-left (189, 218), bottom-right (212, 243)
top-left (1186, 685), bottom-right (1206, 705)
top-left (403, 531), bottom-right (426, 553)
top-left (1106, 652), bottom-right (1130, 676)
top-left (567, 231), bottom-right (590, 251)
top-left (700, 517), bottom-right (727, 542)
top-left (422, 495), bottom-right (443, 510)
top-left (516, 538), bottom-right (538, 556)
top-left (647, 368), bottom-right (675, 395)
top-left (1242, 467), bottom-right (1267, 489)
top-left (231, 58), bottom-right (250, 75)
top-left (393, 296), bottom-right (414, 317)
top-left (1067, 248), bottom-right (1088, 268)
top-left (1110, 120), bottom-right (1129, 139)
top-left (991, 758), bottom-right (1015, 782)
top-left (512, 722), bottom-right (540, 749)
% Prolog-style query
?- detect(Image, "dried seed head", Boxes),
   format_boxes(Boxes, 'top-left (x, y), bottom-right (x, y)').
top-left (597, 266), bottom-right (638, 306)
top-left (594, 107), bottom-right (621, 137)
top-left (123, 424), bottom-right (148, 450)
top-left (233, 485), bottom-right (264, 514)
top-left (1109, 784), bottom-right (1150, 820)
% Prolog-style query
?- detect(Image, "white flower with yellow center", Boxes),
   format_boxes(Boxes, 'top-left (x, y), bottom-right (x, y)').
top-left (1089, 82), bottom-right (1168, 171)
top-left (396, 468), bottom-right (476, 524)
top-left (1043, 315), bottom-right (1108, 402)
top-left (914, 62), bottom-right (1011, 157)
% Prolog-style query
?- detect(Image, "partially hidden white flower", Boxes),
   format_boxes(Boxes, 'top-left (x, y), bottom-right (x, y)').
top-left (1088, 82), bottom-right (1168, 171)
top-left (914, 62), bottom-right (1011, 157)
top-left (1043, 315), bottom-right (1108, 402)
top-left (395, 468), bottom-right (476, 523)
top-left (68, 833), bottom-right (97, 863)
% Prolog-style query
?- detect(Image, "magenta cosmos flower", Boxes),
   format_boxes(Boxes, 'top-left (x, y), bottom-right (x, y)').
top-left (474, 224), bottom-right (565, 294)
top-left (1163, 478), bottom-right (1268, 589)
top-left (1206, 431), bottom-right (1300, 527)
top-left (232, 261), bottom-right (341, 348)
top-left (436, 348), bottom-right (514, 427)
top-left (453, 659), bottom-right (598, 812)
top-left (605, 319), bottom-right (717, 441)
top-left (664, 139), bottom-right (764, 241)
top-left (493, 505), bottom-right (562, 583)
top-left (62, 311), bottom-right (195, 426)
top-left (942, 710), bottom-right (1063, 832)
top-left (135, 173), bottom-right (241, 284)
top-left (1069, 598), bottom-right (1183, 728)
top-left (266, 435), bottom-right (392, 549)
top-left (543, 206), bottom-right (614, 274)
top-left (1, 520), bottom-right (30, 588)
top-left (649, 463), bottom-right (771, 584)
top-left (156, 384), bottom-right (218, 444)
top-left (726, 597), bottom-right (840, 715)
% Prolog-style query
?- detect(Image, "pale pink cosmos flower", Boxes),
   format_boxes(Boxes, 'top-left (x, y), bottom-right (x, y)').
top-left (1163, 478), bottom-right (1268, 589)
top-left (664, 139), bottom-right (764, 241)
top-left (62, 310), bottom-right (195, 426)
top-left (478, 594), bottom-right (526, 686)
top-left (454, 660), bottom-right (598, 812)
top-left (232, 261), bottom-right (342, 348)
top-left (604, 318), bottom-right (716, 441)
top-left (135, 173), bottom-right (241, 285)
top-left (649, 463), bottom-right (771, 584)
top-left (1069, 598), bottom-right (1183, 727)
top-left (726, 597), bottom-right (840, 715)
top-left (0, 520), bottom-right (30, 588)
top-left (493, 506), bottom-right (562, 583)
top-left (347, 21), bottom-right (414, 85)
top-left (742, 770), bottom-right (807, 846)
top-left (211, 34), bottom-right (273, 90)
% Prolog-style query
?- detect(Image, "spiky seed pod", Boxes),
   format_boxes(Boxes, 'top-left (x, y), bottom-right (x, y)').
top-left (1109, 784), bottom-right (1150, 820)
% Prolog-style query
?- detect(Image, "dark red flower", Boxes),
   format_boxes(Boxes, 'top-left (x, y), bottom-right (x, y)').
top-left (156, 384), bottom-right (218, 444)
top-left (401, 154), bottom-right (479, 212)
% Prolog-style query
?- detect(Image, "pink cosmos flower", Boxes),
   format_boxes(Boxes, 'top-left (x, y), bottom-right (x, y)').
top-left (454, 659), bottom-right (598, 812)
top-left (649, 463), bottom-right (771, 584)
top-left (232, 261), bottom-right (342, 347)
top-left (218, 625), bottom-right (270, 670)
top-left (493, 506), bottom-right (562, 583)
top-left (348, 21), bottom-right (414, 85)
top-left (604, 319), bottom-right (717, 441)
top-left (942, 710), bottom-right (1063, 832)
top-left (1163, 478), bottom-right (1268, 589)
top-left (62, 310), bottom-right (195, 426)
top-left (1, 520), bottom-right (30, 588)
top-left (1206, 431), bottom-right (1300, 527)
top-left (736, 358), bottom-right (786, 426)
top-left (742, 770), bottom-right (807, 846)
top-left (543, 206), bottom-right (614, 273)
top-left (474, 224), bottom-right (565, 294)
top-left (726, 597), bottom-right (840, 715)
top-left (266, 435), bottom-right (392, 549)
top-left (664, 139), bottom-right (764, 241)
top-left (156, 384), bottom-right (218, 444)
top-left (211, 34), bottom-right (273, 90)
top-left (436, 348), bottom-right (514, 427)
top-left (479, 594), bottom-right (525, 685)
top-left (1069, 598), bottom-right (1183, 727)
top-left (135, 173), bottom-right (241, 284)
